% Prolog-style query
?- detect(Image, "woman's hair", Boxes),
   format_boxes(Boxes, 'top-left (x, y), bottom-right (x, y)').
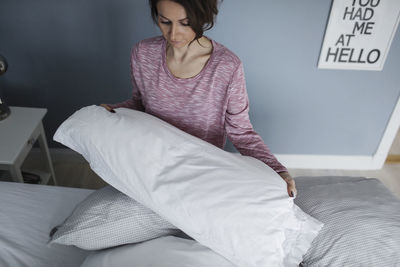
top-left (149, 0), bottom-right (221, 40)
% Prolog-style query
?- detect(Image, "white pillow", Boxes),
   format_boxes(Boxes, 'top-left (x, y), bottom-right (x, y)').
top-left (80, 236), bottom-right (237, 267)
top-left (54, 106), bottom-right (323, 267)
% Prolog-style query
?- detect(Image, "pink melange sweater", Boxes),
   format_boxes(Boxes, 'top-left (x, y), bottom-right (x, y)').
top-left (109, 36), bottom-right (287, 173)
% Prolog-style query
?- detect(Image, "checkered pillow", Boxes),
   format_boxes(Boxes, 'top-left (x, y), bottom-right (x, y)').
top-left (295, 177), bottom-right (400, 266)
top-left (49, 186), bottom-right (180, 250)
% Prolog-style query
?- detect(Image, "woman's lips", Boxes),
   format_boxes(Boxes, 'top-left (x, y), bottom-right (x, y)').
top-left (170, 40), bottom-right (183, 45)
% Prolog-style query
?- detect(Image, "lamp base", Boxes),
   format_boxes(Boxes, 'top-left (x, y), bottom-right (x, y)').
top-left (0, 103), bottom-right (10, 121)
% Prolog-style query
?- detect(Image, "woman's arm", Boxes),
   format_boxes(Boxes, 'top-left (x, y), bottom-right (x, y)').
top-left (225, 63), bottom-right (296, 197)
top-left (104, 91), bottom-right (143, 111)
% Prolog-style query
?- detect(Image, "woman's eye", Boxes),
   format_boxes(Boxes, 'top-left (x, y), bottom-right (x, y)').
top-left (159, 20), bottom-right (189, 26)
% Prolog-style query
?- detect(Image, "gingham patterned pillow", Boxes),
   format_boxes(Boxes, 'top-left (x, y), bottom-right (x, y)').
top-left (49, 186), bottom-right (180, 250)
top-left (294, 177), bottom-right (400, 266)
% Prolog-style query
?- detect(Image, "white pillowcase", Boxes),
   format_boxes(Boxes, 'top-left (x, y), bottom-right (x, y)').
top-left (54, 106), bottom-right (322, 267)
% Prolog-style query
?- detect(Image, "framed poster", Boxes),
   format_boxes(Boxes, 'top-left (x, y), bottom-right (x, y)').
top-left (318, 0), bottom-right (400, 71)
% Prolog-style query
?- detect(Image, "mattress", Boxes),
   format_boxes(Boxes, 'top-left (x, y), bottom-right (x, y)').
top-left (0, 181), bottom-right (93, 267)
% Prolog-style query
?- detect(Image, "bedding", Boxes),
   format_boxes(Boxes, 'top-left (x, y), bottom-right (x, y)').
top-left (0, 181), bottom-right (91, 267)
top-left (2, 176), bottom-right (399, 267)
top-left (54, 105), bottom-right (323, 267)
top-left (49, 185), bottom-right (180, 250)
top-left (294, 176), bottom-right (400, 266)
top-left (80, 235), bottom-right (237, 267)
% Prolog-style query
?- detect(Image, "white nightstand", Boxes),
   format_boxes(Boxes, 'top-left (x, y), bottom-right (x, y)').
top-left (0, 106), bottom-right (57, 185)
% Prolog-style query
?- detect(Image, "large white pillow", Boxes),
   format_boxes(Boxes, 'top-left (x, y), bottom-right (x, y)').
top-left (54, 106), bottom-right (322, 267)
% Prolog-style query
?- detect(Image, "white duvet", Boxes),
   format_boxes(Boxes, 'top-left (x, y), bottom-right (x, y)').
top-left (54, 106), bottom-right (323, 267)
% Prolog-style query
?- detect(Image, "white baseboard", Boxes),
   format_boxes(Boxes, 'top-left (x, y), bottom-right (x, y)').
top-left (275, 154), bottom-right (378, 170)
top-left (278, 94), bottom-right (400, 170)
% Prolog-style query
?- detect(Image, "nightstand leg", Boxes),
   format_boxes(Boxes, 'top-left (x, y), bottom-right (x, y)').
top-left (9, 165), bottom-right (24, 183)
top-left (38, 122), bottom-right (58, 185)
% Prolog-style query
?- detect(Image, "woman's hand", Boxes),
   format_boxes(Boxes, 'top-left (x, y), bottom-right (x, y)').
top-left (100, 104), bottom-right (116, 113)
top-left (278, 171), bottom-right (297, 198)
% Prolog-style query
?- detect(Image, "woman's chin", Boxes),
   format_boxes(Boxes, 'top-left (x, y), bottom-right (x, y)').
top-left (169, 40), bottom-right (187, 48)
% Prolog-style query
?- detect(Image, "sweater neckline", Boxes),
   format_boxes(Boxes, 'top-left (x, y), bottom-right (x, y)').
top-left (161, 36), bottom-right (216, 83)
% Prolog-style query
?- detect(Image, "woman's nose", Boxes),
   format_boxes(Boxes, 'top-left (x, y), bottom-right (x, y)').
top-left (169, 24), bottom-right (177, 40)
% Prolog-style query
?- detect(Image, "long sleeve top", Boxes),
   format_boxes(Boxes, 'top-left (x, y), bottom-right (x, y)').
top-left (108, 36), bottom-right (287, 173)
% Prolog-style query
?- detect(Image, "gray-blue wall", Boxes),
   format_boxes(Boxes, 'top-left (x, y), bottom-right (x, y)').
top-left (1, 0), bottom-right (399, 156)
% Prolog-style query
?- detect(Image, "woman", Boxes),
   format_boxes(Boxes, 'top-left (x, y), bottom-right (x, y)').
top-left (102, 0), bottom-right (297, 197)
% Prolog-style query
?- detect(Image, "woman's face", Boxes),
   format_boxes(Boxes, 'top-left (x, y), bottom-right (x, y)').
top-left (156, 0), bottom-right (196, 49)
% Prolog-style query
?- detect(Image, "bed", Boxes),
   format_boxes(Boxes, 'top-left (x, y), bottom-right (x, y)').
top-left (1, 175), bottom-right (399, 267)
top-left (3, 106), bottom-right (399, 266)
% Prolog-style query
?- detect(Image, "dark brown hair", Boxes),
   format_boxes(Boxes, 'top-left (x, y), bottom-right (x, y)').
top-left (149, 0), bottom-right (221, 41)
